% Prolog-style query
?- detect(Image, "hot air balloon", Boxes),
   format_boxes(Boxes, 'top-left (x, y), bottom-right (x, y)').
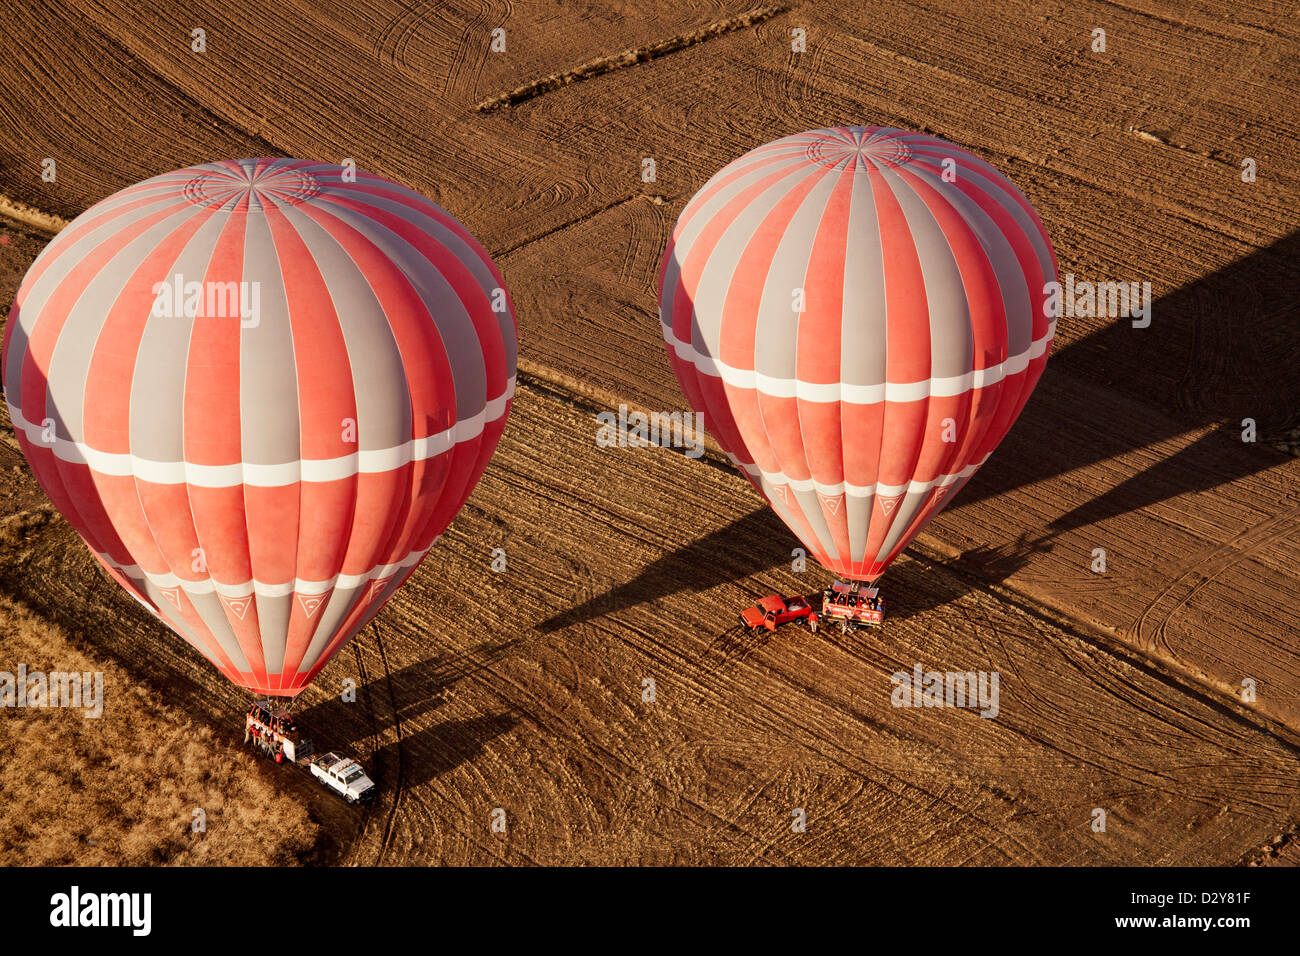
top-left (3, 158), bottom-right (516, 696)
top-left (659, 127), bottom-right (1056, 587)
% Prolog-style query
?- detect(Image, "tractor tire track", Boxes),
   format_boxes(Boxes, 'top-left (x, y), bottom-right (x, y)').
top-left (372, 622), bottom-right (407, 865)
top-left (340, 642), bottom-right (382, 866)
top-left (1132, 504), bottom-right (1300, 659)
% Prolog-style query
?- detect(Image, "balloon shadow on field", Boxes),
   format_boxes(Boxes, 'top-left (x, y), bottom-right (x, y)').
top-left (295, 638), bottom-right (519, 750)
top-left (375, 712), bottom-right (520, 788)
top-left (954, 228), bottom-right (1300, 531)
top-left (538, 507), bottom-right (794, 632)
top-left (540, 507), bottom-right (1044, 632)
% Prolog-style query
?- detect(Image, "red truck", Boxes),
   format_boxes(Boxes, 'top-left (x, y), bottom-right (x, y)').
top-left (739, 594), bottom-right (820, 633)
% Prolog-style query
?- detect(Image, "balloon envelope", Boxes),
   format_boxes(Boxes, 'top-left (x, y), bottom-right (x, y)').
top-left (3, 158), bottom-right (516, 695)
top-left (659, 127), bottom-right (1056, 581)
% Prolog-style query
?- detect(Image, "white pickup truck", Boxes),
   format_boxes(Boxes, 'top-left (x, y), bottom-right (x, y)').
top-left (310, 752), bottom-right (376, 805)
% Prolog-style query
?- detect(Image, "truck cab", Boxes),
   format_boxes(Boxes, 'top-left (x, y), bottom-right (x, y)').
top-left (310, 752), bottom-right (376, 805)
top-left (739, 594), bottom-right (819, 632)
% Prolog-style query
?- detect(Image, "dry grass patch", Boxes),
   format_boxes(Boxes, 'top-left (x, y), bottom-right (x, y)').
top-left (0, 593), bottom-right (320, 865)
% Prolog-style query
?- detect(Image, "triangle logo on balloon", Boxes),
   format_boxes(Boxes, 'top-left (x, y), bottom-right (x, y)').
top-left (770, 483), bottom-right (792, 506)
top-left (221, 594), bottom-right (252, 621)
top-left (297, 594), bottom-right (324, 618)
top-left (368, 577), bottom-right (393, 605)
top-left (159, 586), bottom-right (183, 612)
top-left (877, 493), bottom-right (904, 516)
top-left (818, 492), bottom-right (844, 516)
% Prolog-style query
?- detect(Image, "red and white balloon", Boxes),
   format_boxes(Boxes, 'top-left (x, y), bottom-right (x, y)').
top-left (3, 159), bottom-right (516, 695)
top-left (659, 127), bottom-right (1057, 580)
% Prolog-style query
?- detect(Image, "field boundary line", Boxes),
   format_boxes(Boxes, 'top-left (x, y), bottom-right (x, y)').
top-left (473, 3), bottom-right (790, 112)
top-left (495, 192), bottom-right (670, 259)
top-left (0, 195), bottom-right (67, 236)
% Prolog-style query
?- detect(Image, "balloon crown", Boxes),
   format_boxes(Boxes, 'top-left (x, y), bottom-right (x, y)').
top-left (803, 127), bottom-right (915, 169)
top-left (182, 159), bottom-right (323, 210)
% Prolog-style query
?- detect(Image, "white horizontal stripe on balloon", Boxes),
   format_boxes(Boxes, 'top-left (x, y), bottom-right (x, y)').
top-left (728, 452), bottom-right (992, 499)
top-left (4, 375), bottom-right (515, 488)
top-left (97, 544), bottom-right (435, 598)
top-left (664, 323), bottom-right (1054, 402)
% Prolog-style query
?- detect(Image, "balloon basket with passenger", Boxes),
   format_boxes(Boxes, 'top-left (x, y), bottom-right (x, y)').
top-left (244, 699), bottom-right (309, 766)
top-left (819, 580), bottom-right (885, 633)
top-left (244, 699), bottom-right (376, 805)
